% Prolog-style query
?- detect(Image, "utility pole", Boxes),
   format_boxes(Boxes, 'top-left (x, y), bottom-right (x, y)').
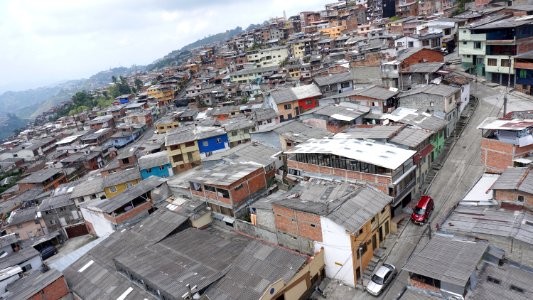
top-left (504, 54), bottom-right (512, 116)
top-left (359, 246), bottom-right (364, 287)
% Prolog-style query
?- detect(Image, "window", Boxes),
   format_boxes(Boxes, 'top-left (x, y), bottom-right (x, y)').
top-left (234, 183), bottom-right (244, 191)
top-left (487, 58), bottom-right (498, 66)
top-left (232, 131), bottom-right (238, 136)
top-left (501, 59), bottom-right (511, 67)
top-left (520, 69), bottom-right (527, 78)
top-left (310, 223), bottom-right (316, 227)
top-left (109, 186), bottom-right (117, 193)
top-left (463, 41), bottom-right (467, 45)
top-left (126, 182), bottom-right (133, 188)
top-left (477, 57), bottom-right (484, 65)
top-left (22, 264), bottom-right (32, 272)
top-left (216, 138), bottom-right (222, 143)
top-left (487, 276), bottom-right (501, 284)
top-left (306, 100), bottom-right (313, 105)
top-left (284, 104), bottom-right (292, 110)
top-left (408, 41), bottom-right (414, 47)
top-left (474, 41), bottom-right (481, 49)
top-left (202, 141), bottom-right (209, 147)
top-left (510, 285), bottom-right (524, 293)
top-left (159, 165), bottom-right (165, 170)
top-left (358, 228), bottom-right (364, 235)
top-left (518, 195), bottom-right (525, 202)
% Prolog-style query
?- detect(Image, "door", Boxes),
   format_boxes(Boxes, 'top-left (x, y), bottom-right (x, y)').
top-left (372, 234), bottom-right (377, 250)
top-left (379, 226), bottom-right (384, 242)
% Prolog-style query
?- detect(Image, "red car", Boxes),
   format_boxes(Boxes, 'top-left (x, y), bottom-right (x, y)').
top-left (411, 196), bottom-right (434, 225)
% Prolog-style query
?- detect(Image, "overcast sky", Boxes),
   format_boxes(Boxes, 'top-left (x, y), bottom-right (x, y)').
top-left (0, 0), bottom-right (327, 93)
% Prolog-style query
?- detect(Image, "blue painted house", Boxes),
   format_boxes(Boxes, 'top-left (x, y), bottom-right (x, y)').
top-left (138, 151), bottom-right (173, 179)
top-left (196, 127), bottom-right (229, 158)
top-left (110, 129), bottom-right (142, 149)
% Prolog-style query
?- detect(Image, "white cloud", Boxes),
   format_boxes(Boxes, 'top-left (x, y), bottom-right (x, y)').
top-left (0, 0), bottom-right (327, 92)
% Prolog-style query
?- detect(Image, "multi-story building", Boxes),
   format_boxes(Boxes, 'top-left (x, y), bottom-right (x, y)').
top-left (17, 168), bottom-right (67, 192)
top-left (221, 118), bottom-right (255, 147)
top-left (246, 46), bottom-right (288, 68)
top-left (398, 84), bottom-right (461, 138)
top-left (229, 66), bottom-right (279, 83)
top-left (271, 181), bottom-right (391, 287)
top-left (459, 15), bottom-right (533, 85)
top-left (478, 117), bottom-right (533, 173)
top-left (286, 137), bottom-right (416, 216)
top-left (265, 84), bottom-right (322, 122)
top-left (102, 168), bottom-right (141, 199)
top-left (514, 50), bottom-right (533, 95)
top-left (188, 162), bottom-right (267, 220)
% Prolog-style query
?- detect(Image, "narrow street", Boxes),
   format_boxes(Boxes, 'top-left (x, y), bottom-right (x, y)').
top-left (317, 82), bottom-right (519, 300)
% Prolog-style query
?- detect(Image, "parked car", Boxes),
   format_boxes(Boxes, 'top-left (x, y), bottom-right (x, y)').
top-left (366, 263), bottom-right (397, 296)
top-left (411, 195), bottom-right (434, 225)
top-left (40, 245), bottom-right (57, 260)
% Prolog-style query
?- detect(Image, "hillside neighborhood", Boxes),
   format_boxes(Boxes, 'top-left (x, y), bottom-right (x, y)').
top-left (4, 0), bottom-right (533, 299)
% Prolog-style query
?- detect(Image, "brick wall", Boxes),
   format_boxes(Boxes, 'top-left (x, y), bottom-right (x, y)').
top-left (481, 138), bottom-right (515, 173)
top-left (288, 160), bottom-right (391, 194)
top-left (104, 201), bottom-right (152, 224)
top-left (400, 49), bottom-right (444, 70)
top-left (28, 276), bottom-right (69, 300)
top-left (494, 189), bottom-right (533, 209)
top-left (273, 204), bottom-right (323, 242)
top-left (408, 277), bottom-right (441, 293)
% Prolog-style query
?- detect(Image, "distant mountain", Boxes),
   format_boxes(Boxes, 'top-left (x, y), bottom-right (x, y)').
top-left (146, 26), bottom-right (245, 71)
top-left (0, 24), bottom-right (253, 138)
top-left (0, 114), bottom-right (28, 141)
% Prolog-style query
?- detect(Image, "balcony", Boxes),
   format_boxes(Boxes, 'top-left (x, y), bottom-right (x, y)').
top-left (392, 177), bottom-right (416, 207)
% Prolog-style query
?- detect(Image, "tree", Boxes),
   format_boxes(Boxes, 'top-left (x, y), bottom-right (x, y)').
top-left (111, 75), bottom-right (117, 83)
top-left (134, 78), bottom-right (143, 91)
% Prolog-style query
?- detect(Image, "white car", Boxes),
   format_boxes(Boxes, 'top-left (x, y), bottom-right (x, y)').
top-left (366, 263), bottom-right (397, 296)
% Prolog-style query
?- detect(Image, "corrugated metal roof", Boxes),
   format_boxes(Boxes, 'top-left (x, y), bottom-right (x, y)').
top-left (339, 125), bottom-right (404, 140)
top-left (202, 142), bottom-right (279, 167)
top-left (102, 168), bottom-right (140, 188)
top-left (269, 84), bottom-right (321, 104)
top-left (403, 235), bottom-right (488, 286)
top-left (491, 167), bottom-right (527, 190)
top-left (138, 151), bottom-right (170, 170)
top-left (6, 269), bottom-right (63, 300)
top-left (470, 262), bottom-right (533, 300)
top-left (95, 176), bottom-right (166, 213)
top-left (390, 127), bottom-right (433, 148)
top-left (274, 181), bottom-right (391, 233)
top-left (204, 240), bottom-right (307, 300)
top-left (286, 137), bottom-right (415, 170)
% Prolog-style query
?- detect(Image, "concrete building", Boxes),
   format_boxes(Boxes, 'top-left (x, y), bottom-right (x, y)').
top-left (102, 168), bottom-right (141, 199)
top-left (490, 167), bottom-right (533, 211)
top-left (403, 235), bottom-right (489, 299)
top-left (286, 137), bottom-right (416, 216)
top-left (188, 162), bottom-right (267, 221)
top-left (460, 15), bottom-right (533, 85)
top-left (138, 151), bottom-right (173, 179)
top-left (4, 207), bottom-right (46, 240)
top-left (478, 117), bottom-right (533, 173)
top-left (82, 177), bottom-right (170, 237)
top-left (398, 84), bottom-right (461, 138)
top-left (246, 46), bottom-right (288, 68)
top-left (38, 194), bottom-right (85, 239)
top-left (272, 181), bottom-right (391, 287)
top-left (265, 84), bottom-right (322, 122)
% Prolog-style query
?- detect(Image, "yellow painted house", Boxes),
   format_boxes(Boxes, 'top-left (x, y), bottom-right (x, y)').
top-left (102, 168), bottom-right (141, 199)
top-left (147, 85), bottom-right (174, 106)
top-left (165, 128), bottom-right (201, 173)
top-left (155, 116), bottom-right (179, 134)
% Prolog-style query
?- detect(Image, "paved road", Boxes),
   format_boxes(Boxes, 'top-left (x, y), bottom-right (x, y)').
top-left (358, 82), bottom-right (507, 300)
